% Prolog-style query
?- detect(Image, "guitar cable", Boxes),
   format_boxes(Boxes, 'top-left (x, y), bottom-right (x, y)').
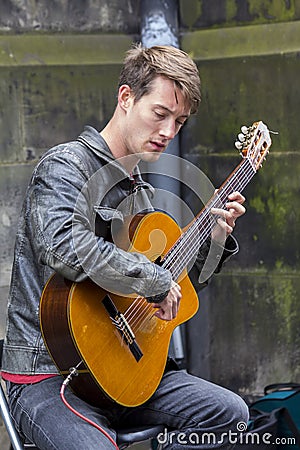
top-left (59, 365), bottom-right (119, 450)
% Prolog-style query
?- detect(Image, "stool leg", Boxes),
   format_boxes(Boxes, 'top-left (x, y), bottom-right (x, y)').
top-left (1, 388), bottom-right (23, 450)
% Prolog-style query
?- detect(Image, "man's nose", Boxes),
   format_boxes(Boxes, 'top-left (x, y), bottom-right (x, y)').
top-left (159, 120), bottom-right (177, 140)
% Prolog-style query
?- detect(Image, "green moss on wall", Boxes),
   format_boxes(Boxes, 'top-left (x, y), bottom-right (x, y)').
top-left (249, 0), bottom-right (296, 24)
top-left (273, 277), bottom-right (297, 344)
top-left (180, 0), bottom-right (300, 29)
top-left (179, 0), bottom-right (202, 29)
top-left (246, 154), bottom-right (300, 269)
top-left (181, 50), bottom-right (300, 153)
top-left (0, 63), bottom-right (121, 163)
top-left (206, 272), bottom-right (300, 393)
top-left (0, 34), bottom-right (132, 67)
top-left (225, 0), bottom-right (238, 22)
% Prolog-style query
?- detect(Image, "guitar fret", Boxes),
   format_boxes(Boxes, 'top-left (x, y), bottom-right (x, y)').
top-left (163, 157), bottom-right (257, 279)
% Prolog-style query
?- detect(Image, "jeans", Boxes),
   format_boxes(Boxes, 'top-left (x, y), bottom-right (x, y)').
top-left (7, 370), bottom-right (249, 450)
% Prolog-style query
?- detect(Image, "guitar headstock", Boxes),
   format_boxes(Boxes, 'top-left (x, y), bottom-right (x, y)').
top-left (235, 121), bottom-right (272, 171)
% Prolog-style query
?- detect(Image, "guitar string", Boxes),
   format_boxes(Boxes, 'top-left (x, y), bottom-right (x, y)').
top-left (128, 298), bottom-right (153, 329)
top-left (124, 295), bottom-right (153, 330)
top-left (122, 146), bottom-right (265, 331)
top-left (133, 305), bottom-right (156, 331)
top-left (168, 166), bottom-right (255, 280)
top-left (163, 132), bottom-right (268, 279)
top-left (162, 159), bottom-right (256, 278)
top-left (128, 134), bottom-right (269, 330)
top-left (122, 159), bottom-right (257, 332)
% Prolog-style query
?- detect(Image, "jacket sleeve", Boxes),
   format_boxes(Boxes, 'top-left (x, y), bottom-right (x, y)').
top-left (30, 149), bottom-right (172, 299)
top-left (194, 235), bottom-right (239, 290)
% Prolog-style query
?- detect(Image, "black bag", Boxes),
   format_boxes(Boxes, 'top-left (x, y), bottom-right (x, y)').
top-left (234, 408), bottom-right (281, 449)
top-left (235, 383), bottom-right (300, 449)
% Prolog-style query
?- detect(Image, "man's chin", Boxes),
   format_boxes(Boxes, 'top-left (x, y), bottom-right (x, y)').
top-left (139, 151), bottom-right (163, 162)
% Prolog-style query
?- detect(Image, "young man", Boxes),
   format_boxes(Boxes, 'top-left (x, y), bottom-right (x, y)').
top-left (1, 44), bottom-right (248, 449)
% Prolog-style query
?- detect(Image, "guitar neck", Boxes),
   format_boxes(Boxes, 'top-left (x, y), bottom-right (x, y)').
top-left (162, 157), bottom-right (256, 280)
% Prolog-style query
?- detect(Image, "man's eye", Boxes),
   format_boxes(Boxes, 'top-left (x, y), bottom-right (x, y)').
top-left (155, 111), bottom-right (165, 119)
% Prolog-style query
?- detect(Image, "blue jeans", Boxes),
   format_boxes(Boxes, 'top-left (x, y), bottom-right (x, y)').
top-left (7, 370), bottom-right (249, 449)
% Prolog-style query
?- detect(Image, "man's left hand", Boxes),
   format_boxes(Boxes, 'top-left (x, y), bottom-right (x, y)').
top-left (211, 191), bottom-right (246, 244)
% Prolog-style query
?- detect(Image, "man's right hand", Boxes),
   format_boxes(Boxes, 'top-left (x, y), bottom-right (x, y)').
top-left (152, 282), bottom-right (182, 321)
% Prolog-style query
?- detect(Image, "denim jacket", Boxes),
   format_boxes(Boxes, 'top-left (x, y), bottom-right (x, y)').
top-left (2, 126), bottom-right (238, 375)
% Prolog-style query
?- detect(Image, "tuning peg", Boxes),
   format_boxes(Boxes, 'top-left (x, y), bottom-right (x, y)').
top-left (235, 141), bottom-right (243, 150)
top-left (241, 126), bottom-right (248, 134)
top-left (238, 133), bottom-right (246, 142)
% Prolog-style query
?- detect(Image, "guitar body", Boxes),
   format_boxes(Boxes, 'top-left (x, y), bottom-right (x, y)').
top-left (40, 211), bottom-right (199, 407)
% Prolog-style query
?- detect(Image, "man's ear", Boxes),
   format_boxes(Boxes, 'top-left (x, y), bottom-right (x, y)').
top-left (118, 85), bottom-right (133, 111)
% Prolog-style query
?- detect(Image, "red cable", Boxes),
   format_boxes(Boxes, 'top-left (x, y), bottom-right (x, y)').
top-left (60, 382), bottom-right (119, 450)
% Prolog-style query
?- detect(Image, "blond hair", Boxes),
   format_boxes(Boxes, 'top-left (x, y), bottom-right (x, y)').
top-left (118, 43), bottom-right (201, 114)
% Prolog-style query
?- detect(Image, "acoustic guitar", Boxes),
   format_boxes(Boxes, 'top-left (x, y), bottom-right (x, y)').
top-left (40, 121), bottom-right (272, 407)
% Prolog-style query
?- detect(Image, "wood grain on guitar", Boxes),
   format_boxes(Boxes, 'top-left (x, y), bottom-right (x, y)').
top-left (40, 121), bottom-right (272, 407)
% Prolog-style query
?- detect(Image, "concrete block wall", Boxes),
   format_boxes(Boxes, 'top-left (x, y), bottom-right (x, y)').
top-left (179, 0), bottom-right (300, 397)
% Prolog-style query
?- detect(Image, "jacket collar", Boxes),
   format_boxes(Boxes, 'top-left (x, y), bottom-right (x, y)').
top-left (77, 125), bottom-right (154, 194)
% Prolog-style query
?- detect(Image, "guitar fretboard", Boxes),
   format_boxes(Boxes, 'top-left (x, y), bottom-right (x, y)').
top-left (161, 157), bottom-right (256, 280)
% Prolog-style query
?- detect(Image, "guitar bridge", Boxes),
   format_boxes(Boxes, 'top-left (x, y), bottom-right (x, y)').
top-left (102, 295), bottom-right (143, 362)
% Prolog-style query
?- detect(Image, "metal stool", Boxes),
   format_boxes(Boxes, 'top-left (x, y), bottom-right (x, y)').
top-left (1, 339), bottom-right (162, 449)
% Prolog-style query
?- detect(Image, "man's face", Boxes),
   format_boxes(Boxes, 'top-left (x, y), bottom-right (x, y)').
top-left (121, 76), bottom-right (190, 163)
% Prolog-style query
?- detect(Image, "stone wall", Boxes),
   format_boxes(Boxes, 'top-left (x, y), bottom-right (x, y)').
top-left (179, 0), bottom-right (300, 397)
top-left (0, 0), bottom-right (140, 32)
